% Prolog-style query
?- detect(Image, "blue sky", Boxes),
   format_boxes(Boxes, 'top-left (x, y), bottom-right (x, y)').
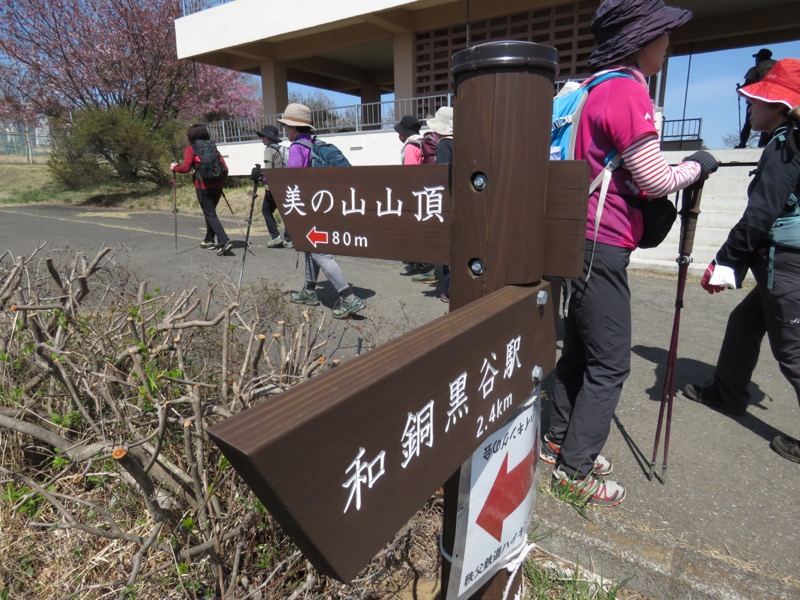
top-left (663, 40), bottom-right (800, 149)
top-left (289, 40), bottom-right (800, 150)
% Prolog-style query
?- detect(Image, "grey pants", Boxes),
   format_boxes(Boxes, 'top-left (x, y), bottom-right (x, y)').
top-left (304, 253), bottom-right (349, 294)
top-left (548, 243), bottom-right (632, 479)
top-left (715, 250), bottom-right (800, 411)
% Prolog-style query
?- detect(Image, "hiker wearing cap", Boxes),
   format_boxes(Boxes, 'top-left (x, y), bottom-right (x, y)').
top-left (278, 103), bottom-right (366, 320)
top-left (170, 124), bottom-right (233, 255)
top-left (684, 58), bottom-right (800, 464)
top-left (255, 125), bottom-right (293, 248)
top-left (737, 49), bottom-right (778, 148)
top-left (542, 0), bottom-right (718, 507)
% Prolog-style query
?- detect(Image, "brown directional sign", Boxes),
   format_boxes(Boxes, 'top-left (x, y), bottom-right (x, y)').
top-left (266, 164), bottom-right (451, 265)
top-left (211, 40), bottom-right (589, 600)
top-left (207, 282), bottom-right (556, 582)
top-left (266, 161), bottom-right (587, 279)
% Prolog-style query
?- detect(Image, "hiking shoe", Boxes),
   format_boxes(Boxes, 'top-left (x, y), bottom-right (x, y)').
top-left (770, 436), bottom-right (800, 464)
top-left (217, 241), bottom-right (233, 256)
top-left (290, 289), bottom-right (320, 306)
top-left (332, 295), bottom-right (365, 319)
top-left (551, 467), bottom-right (625, 507)
top-left (411, 269), bottom-right (437, 284)
top-left (200, 240), bottom-right (217, 250)
top-left (540, 434), bottom-right (613, 476)
top-left (683, 382), bottom-right (747, 417)
top-left (267, 236), bottom-right (285, 248)
top-left (401, 263), bottom-right (423, 276)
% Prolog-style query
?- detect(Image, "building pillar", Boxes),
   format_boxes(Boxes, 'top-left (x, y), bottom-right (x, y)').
top-left (260, 58), bottom-right (289, 116)
top-left (393, 30), bottom-right (415, 101)
top-left (360, 81), bottom-right (382, 131)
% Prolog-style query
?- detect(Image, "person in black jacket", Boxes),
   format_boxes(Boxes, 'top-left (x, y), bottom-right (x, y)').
top-left (684, 58), bottom-right (800, 464)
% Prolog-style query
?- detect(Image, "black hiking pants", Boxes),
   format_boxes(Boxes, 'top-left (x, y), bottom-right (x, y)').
top-left (548, 242), bottom-right (632, 479)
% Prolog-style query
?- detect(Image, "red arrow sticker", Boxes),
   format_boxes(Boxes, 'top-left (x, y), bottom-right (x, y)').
top-left (475, 450), bottom-right (535, 542)
top-left (306, 226), bottom-right (329, 248)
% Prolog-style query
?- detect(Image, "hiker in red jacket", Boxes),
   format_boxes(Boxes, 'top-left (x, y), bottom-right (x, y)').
top-left (171, 124), bottom-right (232, 256)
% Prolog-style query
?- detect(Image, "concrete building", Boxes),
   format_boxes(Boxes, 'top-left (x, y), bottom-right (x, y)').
top-left (173, 0), bottom-right (798, 273)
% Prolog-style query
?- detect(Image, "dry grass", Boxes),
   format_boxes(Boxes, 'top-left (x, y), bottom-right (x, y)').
top-left (0, 246), bottom-right (442, 599)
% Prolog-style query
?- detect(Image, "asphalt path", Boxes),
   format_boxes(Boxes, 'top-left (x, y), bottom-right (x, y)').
top-left (1, 203), bottom-right (798, 599)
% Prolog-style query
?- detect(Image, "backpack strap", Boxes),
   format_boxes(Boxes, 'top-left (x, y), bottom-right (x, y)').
top-left (584, 152), bottom-right (623, 281)
top-left (768, 192), bottom-right (800, 289)
top-left (293, 139), bottom-right (314, 167)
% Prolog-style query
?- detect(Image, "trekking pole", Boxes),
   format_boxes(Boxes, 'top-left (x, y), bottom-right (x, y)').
top-left (237, 165), bottom-right (261, 296)
top-left (736, 84), bottom-right (742, 133)
top-left (649, 178), bottom-right (705, 483)
top-left (171, 171), bottom-right (179, 254)
top-left (220, 189), bottom-right (249, 242)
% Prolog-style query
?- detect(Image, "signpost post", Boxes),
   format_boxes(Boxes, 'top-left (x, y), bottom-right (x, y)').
top-left (208, 40), bottom-right (589, 599)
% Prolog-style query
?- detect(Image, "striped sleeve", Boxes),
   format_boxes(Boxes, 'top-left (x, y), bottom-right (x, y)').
top-left (621, 135), bottom-right (702, 197)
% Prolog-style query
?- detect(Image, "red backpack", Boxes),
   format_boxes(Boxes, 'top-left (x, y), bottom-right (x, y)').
top-left (418, 132), bottom-right (439, 164)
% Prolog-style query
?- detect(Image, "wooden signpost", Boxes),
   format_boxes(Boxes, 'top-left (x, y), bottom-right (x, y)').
top-left (208, 40), bottom-right (589, 599)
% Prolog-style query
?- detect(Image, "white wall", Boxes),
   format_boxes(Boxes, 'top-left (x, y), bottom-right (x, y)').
top-left (218, 130), bottom-right (401, 177)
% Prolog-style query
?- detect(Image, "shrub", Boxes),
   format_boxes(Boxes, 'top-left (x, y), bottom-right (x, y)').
top-left (47, 108), bottom-right (183, 188)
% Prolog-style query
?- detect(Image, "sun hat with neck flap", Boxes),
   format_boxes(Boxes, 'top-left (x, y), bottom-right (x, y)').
top-left (587, 0), bottom-right (692, 70)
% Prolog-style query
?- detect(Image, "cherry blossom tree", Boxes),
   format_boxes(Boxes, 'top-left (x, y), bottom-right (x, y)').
top-left (0, 0), bottom-right (261, 127)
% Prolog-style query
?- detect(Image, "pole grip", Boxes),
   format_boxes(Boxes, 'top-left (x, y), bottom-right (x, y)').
top-left (678, 179), bottom-right (705, 257)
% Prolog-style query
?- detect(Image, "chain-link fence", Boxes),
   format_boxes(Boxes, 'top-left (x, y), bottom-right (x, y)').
top-left (0, 131), bottom-right (51, 163)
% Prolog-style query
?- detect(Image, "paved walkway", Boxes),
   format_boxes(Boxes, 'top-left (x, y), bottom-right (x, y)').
top-left (536, 271), bottom-right (800, 599)
top-left (2, 204), bottom-right (798, 599)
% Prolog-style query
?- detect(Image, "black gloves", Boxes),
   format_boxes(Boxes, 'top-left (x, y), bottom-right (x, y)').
top-left (250, 164), bottom-right (262, 181)
top-left (683, 150), bottom-right (718, 178)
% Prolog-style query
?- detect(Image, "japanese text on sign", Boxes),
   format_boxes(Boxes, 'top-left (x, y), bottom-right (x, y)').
top-left (341, 334), bottom-right (525, 513)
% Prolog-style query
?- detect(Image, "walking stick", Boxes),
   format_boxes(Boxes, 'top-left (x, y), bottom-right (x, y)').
top-left (171, 173), bottom-right (179, 254)
top-left (649, 178), bottom-right (705, 483)
top-left (237, 165), bottom-right (262, 296)
top-left (220, 189), bottom-right (248, 241)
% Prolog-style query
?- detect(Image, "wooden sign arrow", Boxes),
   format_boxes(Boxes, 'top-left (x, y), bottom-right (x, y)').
top-left (208, 282), bottom-right (556, 582)
top-left (264, 161), bottom-right (588, 279)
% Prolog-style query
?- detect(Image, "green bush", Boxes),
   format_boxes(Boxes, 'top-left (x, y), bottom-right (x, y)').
top-left (48, 108), bottom-right (184, 188)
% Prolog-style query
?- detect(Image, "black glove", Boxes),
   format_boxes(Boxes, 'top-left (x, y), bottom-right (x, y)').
top-left (683, 150), bottom-right (718, 178)
top-left (250, 164), bottom-right (262, 181)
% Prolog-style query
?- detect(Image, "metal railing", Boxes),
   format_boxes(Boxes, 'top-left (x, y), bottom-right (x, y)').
top-left (661, 118), bottom-right (702, 142)
top-left (202, 92), bottom-right (703, 146)
top-left (204, 95), bottom-right (453, 144)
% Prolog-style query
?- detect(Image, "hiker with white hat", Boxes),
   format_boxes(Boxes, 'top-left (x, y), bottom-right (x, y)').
top-left (425, 107), bottom-right (454, 300)
top-left (684, 58), bottom-right (800, 465)
top-left (543, 0), bottom-right (718, 507)
top-left (278, 103), bottom-right (366, 320)
top-left (426, 106), bottom-right (454, 165)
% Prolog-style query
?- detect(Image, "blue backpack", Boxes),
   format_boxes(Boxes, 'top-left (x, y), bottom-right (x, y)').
top-left (295, 138), bottom-right (351, 167)
top-left (768, 192), bottom-right (800, 289)
top-left (550, 71), bottom-right (634, 283)
top-left (550, 71), bottom-right (634, 161)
